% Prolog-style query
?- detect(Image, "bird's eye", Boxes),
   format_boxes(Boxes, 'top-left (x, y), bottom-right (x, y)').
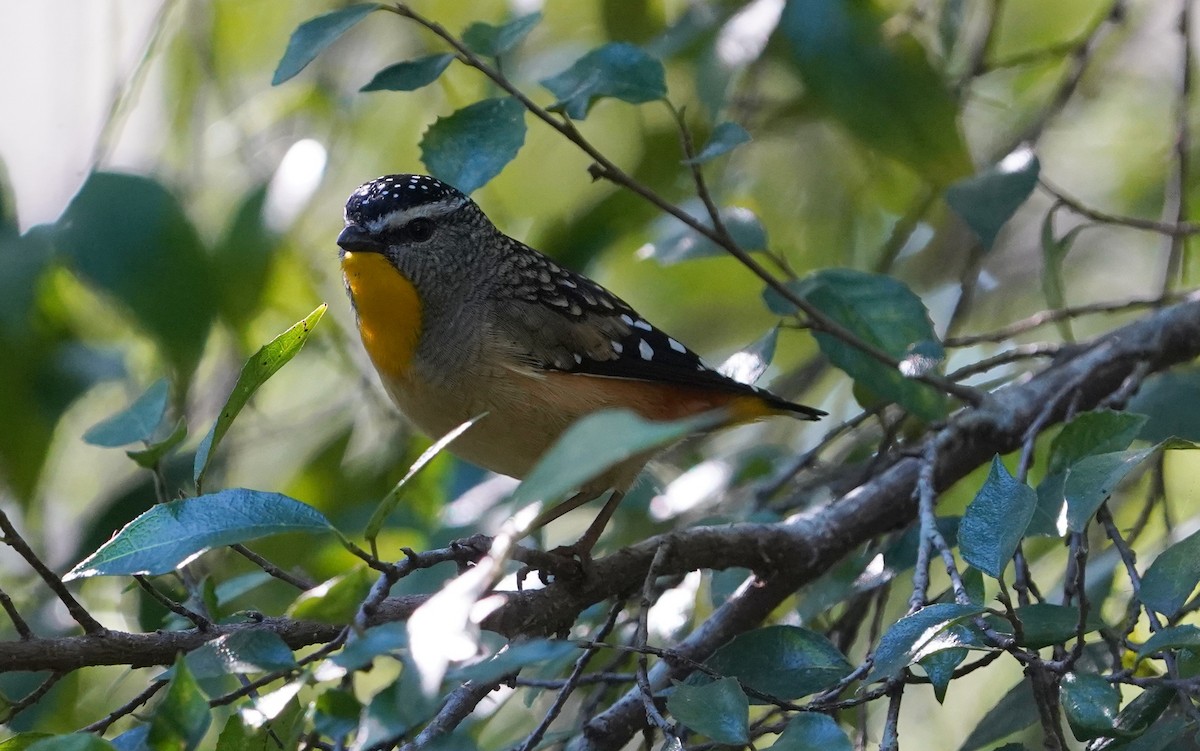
top-left (405, 218), bottom-right (434, 243)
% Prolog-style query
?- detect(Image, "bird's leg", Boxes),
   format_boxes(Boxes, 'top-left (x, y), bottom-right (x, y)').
top-left (516, 489), bottom-right (625, 584)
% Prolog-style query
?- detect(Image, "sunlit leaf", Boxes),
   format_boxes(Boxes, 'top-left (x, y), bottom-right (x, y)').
top-left (959, 456), bottom-right (1037, 578)
top-left (684, 122), bottom-right (752, 165)
top-left (451, 639), bottom-right (577, 684)
top-left (945, 148), bottom-right (1040, 249)
top-left (186, 631), bottom-right (298, 679)
top-left (194, 304), bottom-right (326, 491)
top-left (66, 489), bottom-right (332, 579)
top-left (1063, 447), bottom-right (1156, 532)
top-left (420, 98), bottom-right (527, 194)
top-left (1060, 671), bottom-right (1119, 741)
top-left (867, 603), bottom-right (983, 682)
top-left (1134, 625), bottom-right (1200, 664)
top-left (272, 4), bottom-right (381, 85)
top-left (361, 54), bottom-right (454, 92)
top-left (541, 43), bottom-right (667, 119)
top-left (718, 326), bottom-right (778, 386)
top-left (83, 378), bottom-right (170, 448)
top-left (287, 565), bottom-right (375, 625)
top-left (149, 655), bottom-right (210, 751)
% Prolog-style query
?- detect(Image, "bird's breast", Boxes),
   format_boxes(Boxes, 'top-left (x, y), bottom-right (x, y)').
top-left (341, 250), bottom-right (422, 384)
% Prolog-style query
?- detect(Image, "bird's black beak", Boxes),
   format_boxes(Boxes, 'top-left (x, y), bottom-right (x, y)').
top-left (337, 224), bottom-right (386, 253)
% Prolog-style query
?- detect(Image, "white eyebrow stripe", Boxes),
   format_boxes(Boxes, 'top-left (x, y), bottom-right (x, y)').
top-left (363, 196), bottom-right (468, 232)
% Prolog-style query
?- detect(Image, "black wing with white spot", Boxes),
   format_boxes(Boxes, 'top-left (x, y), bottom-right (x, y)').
top-left (491, 239), bottom-right (823, 418)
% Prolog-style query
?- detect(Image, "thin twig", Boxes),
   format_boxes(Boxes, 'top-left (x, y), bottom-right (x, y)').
top-left (0, 671), bottom-right (64, 724)
top-left (0, 509), bottom-right (105, 634)
top-left (635, 542), bottom-right (675, 737)
top-left (231, 543), bottom-right (314, 591)
top-left (1039, 178), bottom-right (1200, 238)
top-left (82, 679), bottom-right (168, 734)
top-left (944, 294), bottom-right (1183, 346)
top-left (1162, 0), bottom-right (1194, 289)
top-left (0, 586), bottom-right (33, 639)
top-left (135, 575), bottom-right (213, 631)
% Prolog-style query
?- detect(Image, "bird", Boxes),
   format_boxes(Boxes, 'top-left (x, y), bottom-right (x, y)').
top-left (337, 173), bottom-right (824, 562)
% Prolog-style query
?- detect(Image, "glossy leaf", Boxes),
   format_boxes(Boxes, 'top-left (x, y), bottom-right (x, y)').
top-left (420, 97), bottom-right (527, 194)
top-left (541, 42), bottom-right (667, 119)
top-left (868, 603), bottom-right (983, 682)
top-left (272, 4), bottom-right (381, 85)
top-left (766, 714), bottom-right (851, 751)
top-left (361, 54), bottom-right (454, 92)
top-left (320, 622), bottom-right (408, 678)
top-left (645, 204), bottom-right (766, 265)
top-left (1061, 671), bottom-right (1120, 741)
top-left (510, 409), bottom-right (720, 506)
top-left (957, 680), bottom-right (1037, 751)
top-left (287, 565), bottom-right (376, 625)
top-left (779, 0), bottom-right (971, 184)
top-left (667, 677), bottom-right (749, 745)
top-left (1140, 527), bottom-right (1200, 616)
top-left (959, 456), bottom-right (1037, 578)
top-left (765, 269), bottom-right (947, 421)
top-left (697, 625), bottom-right (852, 700)
top-left (1063, 447), bottom-right (1157, 532)
top-left (462, 13), bottom-right (541, 57)
top-left (55, 172), bottom-right (216, 374)
top-left (1128, 369), bottom-right (1200, 443)
top-left (148, 655), bottom-right (210, 751)
top-left (452, 639), bottom-right (577, 684)
top-left (83, 379), bottom-right (170, 448)
top-left (1007, 603), bottom-right (1103, 649)
top-left (920, 647), bottom-right (966, 703)
top-left (186, 631), bottom-right (298, 679)
top-left (945, 148), bottom-right (1040, 249)
top-left (684, 121), bottom-right (751, 165)
top-left (66, 489), bottom-right (332, 579)
top-left (194, 304), bottom-right (326, 490)
top-left (718, 326), bottom-right (778, 386)
top-left (1134, 625), bottom-right (1200, 663)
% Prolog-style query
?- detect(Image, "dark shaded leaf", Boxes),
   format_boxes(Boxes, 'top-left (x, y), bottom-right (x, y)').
top-left (66, 489), bottom-right (331, 579)
top-left (1064, 447), bottom-right (1156, 532)
top-left (667, 677), bottom-right (749, 745)
top-left (194, 305), bottom-right (326, 490)
top-left (1141, 527), bottom-right (1200, 615)
top-left (148, 656), bottom-right (210, 751)
top-left (765, 270), bottom-right (947, 421)
top-left (957, 680), bottom-right (1037, 751)
top-left (313, 689), bottom-right (360, 741)
top-left (945, 148), bottom-right (1040, 249)
top-left (1008, 603), bottom-right (1103, 649)
top-left (462, 13), bottom-right (541, 57)
top-left (684, 122), bottom-right (751, 165)
top-left (83, 379), bottom-right (170, 448)
top-left (420, 98), bottom-right (527, 194)
top-left (1061, 671), bottom-right (1120, 741)
top-left (186, 631), bottom-right (298, 679)
top-left (23, 736), bottom-right (116, 751)
top-left (1039, 206), bottom-right (1088, 341)
top-left (1128, 369), bottom-right (1200, 443)
top-left (540, 43), bottom-right (666, 119)
top-left (919, 647), bottom-right (966, 703)
top-left (698, 625), bottom-right (853, 700)
top-left (779, 0), bottom-right (971, 183)
top-left (1135, 625), bottom-right (1200, 664)
top-left (212, 184), bottom-right (277, 328)
top-left (272, 4), bottom-right (381, 85)
top-left (960, 456), bottom-right (1037, 578)
top-left (361, 54), bottom-right (454, 92)
top-left (766, 714), bottom-right (852, 751)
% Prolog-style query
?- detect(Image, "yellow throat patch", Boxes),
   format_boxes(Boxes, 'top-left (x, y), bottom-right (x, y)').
top-left (341, 251), bottom-right (422, 382)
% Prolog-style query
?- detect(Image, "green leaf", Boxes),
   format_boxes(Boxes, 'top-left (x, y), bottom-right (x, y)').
top-left (462, 13), bottom-right (541, 57)
top-left (1135, 625), bottom-right (1200, 663)
top-left (779, 0), bottom-right (971, 184)
top-left (919, 647), bottom-right (966, 703)
top-left (420, 98), bottom-right (527, 195)
top-left (957, 680), bottom-right (1037, 751)
top-left (361, 54), bottom-right (455, 92)
top-left (1140, 527), bottom-right (1200, 616)
top-left (272, 4), bottom-right (381, 85)
top-left (451, 639), bottom-right (577, 684)
top-left (313, 689), bottom-right (361, 741)
top-left (212, 184), bottom-right (277, 328)
top-left (127, 419), bottom-right (188, 469)
top-left (287, 565), bottom-right (375, 625)
top-left (540, 42), bottom-right (667, 119)
top-left (23, 736), bottom-right (116, 751)
top-left (148, 655), bottom-right (211, 751)
top-left (510, 409), bottom-right (720, 506)
top-left (365, 416), bottom-right (484, 547)
top-left (868, 602), bottom-right (983, 682)
top-left (1039, 206), bottom-right (1088, 342)
top-left (1008, 603), bottom-right (1103, 649)
top-left (323, 622), bottom-right (407, 676)
top-left (959, 456), bottom-right (1037, 578)
top-left (55, 172), bottom-right (216, 374)
top-left (766, 714), bottom-right (852, 751)
top-left (945, 148), bottom-right (1040, 249)
top-left (697, 625), bottom-right (852, 700)
top-left (645, 204), bottom-right (767, 265)
top-left (356, 670), bottom-right (438, 749)
top-left (1063, 447), bottom-right (1157, 532)
top-left (765, 269), bottom-right (947, 421)
top-left (1128, 369), bottom-right (1200, 443)
top-left (83, 378), bottom-right (170, 447)
top-left (194, 304), bottom-right (326, 491)
top-left (66, 489), bottom-right (332, 579)
top-left (1105, 686), bottom-right (1176, 743)
top-left (718, 326), bottom-right (779, 386)
top-left (666, 677), bottom-right (749, 745)
top-left (1061, 671), bottom-right (1120, 741)
top-left (683, 122), bottom-right (751, 165)
top-left (1031, 410), bottom-right (1148, 536)
top-left (186, 631), bottom-right (298, 679)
